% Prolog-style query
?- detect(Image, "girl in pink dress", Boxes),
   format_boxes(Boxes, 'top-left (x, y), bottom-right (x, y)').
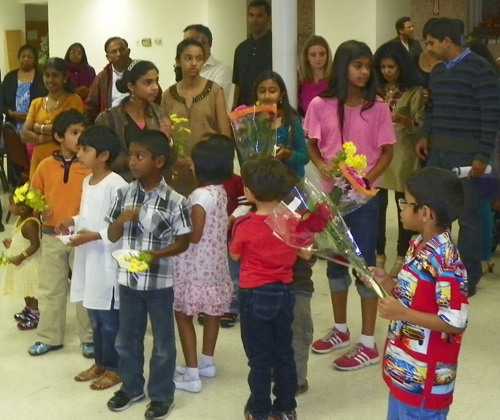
top-left (173, 135), bottom-right (234, 393)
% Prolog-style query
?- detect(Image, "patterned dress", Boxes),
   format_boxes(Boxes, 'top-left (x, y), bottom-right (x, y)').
top-left (173, 185), bottom-right (233, 316)
top-left (2, 217), bottom-right (41, 298)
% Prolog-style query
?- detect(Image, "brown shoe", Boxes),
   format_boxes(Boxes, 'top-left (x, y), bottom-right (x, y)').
top-left (90, 370), bottom-right (121, 390)
top-left (74, 364), bottom-right (104, 382)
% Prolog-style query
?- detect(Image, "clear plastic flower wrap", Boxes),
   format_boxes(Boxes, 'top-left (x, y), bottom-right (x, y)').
top-left (265, 177), bottom-right (388, 298)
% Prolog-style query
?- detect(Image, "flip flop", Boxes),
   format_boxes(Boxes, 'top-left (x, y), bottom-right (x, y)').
top-left (90, 371), bottom-right (121, 390)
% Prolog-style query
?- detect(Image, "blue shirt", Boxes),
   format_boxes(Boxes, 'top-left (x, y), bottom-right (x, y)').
top-left (445, 48), bottom-right (471, 69)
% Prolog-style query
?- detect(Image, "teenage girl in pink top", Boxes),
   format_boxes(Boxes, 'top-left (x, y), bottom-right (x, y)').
top-left (304, 40), bottom-right (396, 371)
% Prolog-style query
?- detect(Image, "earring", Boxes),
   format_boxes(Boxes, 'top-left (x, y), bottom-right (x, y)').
top-left (129, 93), bottom-right (135, 102)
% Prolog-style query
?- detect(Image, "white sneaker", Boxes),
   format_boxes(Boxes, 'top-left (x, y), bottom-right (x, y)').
top-left (176, 363), bottom-right (217, 378)
top-left (174, 373), bottom-right (202, 393)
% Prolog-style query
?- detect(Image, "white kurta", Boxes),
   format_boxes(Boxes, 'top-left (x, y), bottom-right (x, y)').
top-left (70, 172), bottom-right (128, 310)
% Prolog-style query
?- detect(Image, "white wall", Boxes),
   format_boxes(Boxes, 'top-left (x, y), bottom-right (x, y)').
top-left (375, 0), bottom-right (411, 47)
top-left (0, 0), bottom-right (25, 75)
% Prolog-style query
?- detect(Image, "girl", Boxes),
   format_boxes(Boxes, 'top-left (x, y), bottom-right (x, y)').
top-left (162, 39), bottom-right (231, 196)
top-left (21, 57), bottom-right (84, 179)
top-left (374, 41), bottom-right (425, 277)
top-left (173, 135), bottom-right (234, 393)
top-left (2, 185), bottom-right (43, 331)
top-left (298, 35), bottom-right (333, 116)
top-left (64, 42), bottom-right (96, 100)
top-left (253, 70), bottom-right (310, 178)
top-left (304, 40), bottom-right (396, 371)
top-left (96, 60), bottom-right (171, 182)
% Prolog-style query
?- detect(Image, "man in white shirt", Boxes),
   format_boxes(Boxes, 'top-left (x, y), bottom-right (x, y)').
top-left (183, 24), bottom-right (233, 107)
top-left (391, 17), bottom-right (423, 58)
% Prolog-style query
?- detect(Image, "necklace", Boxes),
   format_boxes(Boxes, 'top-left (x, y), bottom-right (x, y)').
top-left (45, 94), bottom-right (65, 112)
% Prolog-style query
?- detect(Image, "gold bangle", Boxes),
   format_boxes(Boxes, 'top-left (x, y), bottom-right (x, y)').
top-left (40, 124), bottom-right (45, 135)
top-left (22, 251), bottom-right (29, 259)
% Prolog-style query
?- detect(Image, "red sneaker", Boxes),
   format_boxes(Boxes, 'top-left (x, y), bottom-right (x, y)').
top-left (310, 327), bottom-right (350, 354)
top-left (333, 343), bottom-right (380, 371)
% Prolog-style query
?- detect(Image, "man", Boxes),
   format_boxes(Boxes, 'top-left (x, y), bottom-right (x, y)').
top-left (392, 17), bottom-right (423, 57)
top-left (183, 24), bottom-right (233, 108)
top-left (86, 37), bottom-right (161, 123)
top-left (232, 0), bottom-right (272, 108)
top-left (416, 18), bottom-right (500, 297)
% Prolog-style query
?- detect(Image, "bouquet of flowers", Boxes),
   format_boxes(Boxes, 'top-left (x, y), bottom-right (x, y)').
top-left (265, 177), bottom-right (388, 298)
top-left (316, 142), bottom-right (378, 216)
top-left (0, 253), bottom-right (13, 267)
top-left (118, 252), bottom-right (152, 273)
top-left (229, 103), bottom-right (278, 161)
top-left (13, 183), bottom-right (49, 213)
top-left (169, 114), bottom-right (191, 158)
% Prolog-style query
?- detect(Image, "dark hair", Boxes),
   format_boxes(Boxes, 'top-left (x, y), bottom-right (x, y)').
top-left (78, 125), bottom-right (122, 166)
top-left (104, 37), bottom-right (128, 53)
top-left (405, 167), bottom-right (464, 228)
top-left (52, 109), bottom-right (89, 139)
top-left (252, 70), bottom-right (301, 149)
top-left (184, 24), bottom-right (213, 47)
top-left (43, 57), bottom-right (74, 93)
top-left (464, 40), bottom-right (496, 69)
top-left (374, 41), bottom-right (422, 90)
top-left (115, 60), bottom-right (159, 94)
top-left (130, 130), bottom-right (171, 164)
top-left (395, 16), bottom-right (411, 34)
top-left (423, 18), bottom-right (462, 45)
top-left (18, 44), bottom-right (38, 62)
top-left (422, 18), bottom-right (438, 39)
top-left (321, 40), bottom-right (377, 142)
top-left (64, 42), bottom-right (90, 66)
top-left (191, 135), bottom-right (233, 185)
top-left (241, 156), bottom-right (292, 202)
top-left (451, 18), bottom-right (465, 36)
top-left (248, 0), bottom-right (271, 16)
top-left (175, 39), bottom-right (205, 62)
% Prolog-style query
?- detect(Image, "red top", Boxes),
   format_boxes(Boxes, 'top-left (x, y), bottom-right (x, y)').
top-left (223, 174), bottom-right (244, 216)
top-left (229, 213), bottom-right (297, 289)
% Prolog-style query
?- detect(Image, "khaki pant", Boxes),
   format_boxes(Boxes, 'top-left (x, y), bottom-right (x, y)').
top-left (291, 292), bottom-right (314, 387)
top-left (36, 235), bottom-right (92, 346)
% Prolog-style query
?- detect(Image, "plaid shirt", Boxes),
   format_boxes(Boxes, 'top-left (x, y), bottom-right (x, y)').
top-left (106, 178), bottom-right (192, 291)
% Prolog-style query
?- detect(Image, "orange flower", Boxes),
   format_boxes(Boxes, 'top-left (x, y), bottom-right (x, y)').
top-left (338, 162), bottom-right (378, 197)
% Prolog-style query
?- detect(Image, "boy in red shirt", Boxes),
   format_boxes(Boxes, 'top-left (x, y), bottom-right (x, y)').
top-left (229, 157), bottom-right (299, 420)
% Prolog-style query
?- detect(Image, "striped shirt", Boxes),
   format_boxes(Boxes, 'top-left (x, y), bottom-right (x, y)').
top-left (421, 52), bottom-right (500, 162)
top-left (107, 178), bottom-right (192, 291)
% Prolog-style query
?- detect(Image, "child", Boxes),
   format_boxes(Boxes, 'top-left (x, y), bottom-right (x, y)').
top-left (28, 109), bottom-right (94, 357)
top-left (253, 70), bottom-right (309, 178)
top-left (305, 40), bottom-right (396, 370)
top-left (366, 167), bottom-right (468, 420)
top-left (2, 185), bottom-right (44, 330)
top-left (59, 125), bottom-right (127, 390)
top-left (173, 135), bottom-right (234, 393)
top-left (106, 130), bottom-right (191, 420)
top-left (229, 156), bottom-right (299, 420)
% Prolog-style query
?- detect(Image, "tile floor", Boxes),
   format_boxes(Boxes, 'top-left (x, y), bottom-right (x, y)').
top-left (0, 194), bottom-right (499, 420)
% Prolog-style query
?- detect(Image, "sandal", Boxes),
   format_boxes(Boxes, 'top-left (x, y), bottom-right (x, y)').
top-left (74, 364), bottom-right (105, 382)
top-left (90, 370), bottom-right (121, 390)
top-left (389, 257), bottom-right (405, 278)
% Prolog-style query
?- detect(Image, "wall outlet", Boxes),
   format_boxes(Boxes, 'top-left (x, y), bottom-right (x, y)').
top-left (154, 38), bottom-right (162, 46)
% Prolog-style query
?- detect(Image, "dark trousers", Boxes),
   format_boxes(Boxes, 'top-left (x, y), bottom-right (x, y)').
top-left (116, 285), bottom-right (176, 403)
top-left (427, 150), bottom-right (482, 290)
top-left (376, 189), bottom-right (415, 257)
top-left (87, 306), bottom-right (120, 372)
top-left (239, 283), bottom-right (297, 419)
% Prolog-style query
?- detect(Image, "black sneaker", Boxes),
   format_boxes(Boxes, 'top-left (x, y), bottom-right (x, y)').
top-left (197, 313), bottom-right (204, 325)
top-left (220, 313), bottom-right (238, 328)
top-left (144, 401), bottom-right (174, 419)
top-left (14, 307), bottom-right (30, 322)
top-left (107, 390), bottom-right (145, 412)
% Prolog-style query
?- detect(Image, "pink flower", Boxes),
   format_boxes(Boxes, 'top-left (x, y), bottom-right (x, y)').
top-left (234, 105), bottom-right (250, 112)
top-left (345, 167), bottom-right (367, 188)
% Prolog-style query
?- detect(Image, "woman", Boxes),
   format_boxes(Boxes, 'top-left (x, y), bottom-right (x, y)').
top-left (22, 57), bottom-right (84, 179)
top-left (64, 43), bottom-right (96, 100)
top-left (96, 59), bottom-right (170, 181)
top-left (162, 39), bottom-right (231, 196)
top-left (298, 35), bottom-right (333, 117)
top-left (374, 41), bottom-right (425, 277)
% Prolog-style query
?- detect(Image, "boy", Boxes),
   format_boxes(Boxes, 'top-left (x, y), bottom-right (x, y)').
top-left (106, 130), bottom-right (191, 420)
top-left (28, 109), bottom-right (94, 357)
top-left (60, 125), bottom-right (127, 389)
top-left (367, 167), bottom-right (468, 420)
top-left (229, 157), bottom-right (298, 420)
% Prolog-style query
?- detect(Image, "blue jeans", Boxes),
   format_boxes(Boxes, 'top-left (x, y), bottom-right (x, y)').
top-left (116, 285), bottom-right (176, 403)
top-left (228, 254), bottom-right (240, 314)
top-left (87, 306), bottom-right (120, 372)
top-left (327, 195), bottom-right (379, 298)
top-left (387, 393), bottom-right (450, 420)
top-left (239, 283), bottom-right (297, 419)
top-left (427, 150), bottom-right (482, 290)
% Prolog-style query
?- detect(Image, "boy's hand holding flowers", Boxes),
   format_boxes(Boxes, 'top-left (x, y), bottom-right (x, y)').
top-left (378, 296), bottom-right (408, 320)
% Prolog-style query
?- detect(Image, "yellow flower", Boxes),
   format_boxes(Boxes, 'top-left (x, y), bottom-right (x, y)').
top-left (345, 155), bottom-right (367, 173)
top-left (181, 127), bottom-right (191, 134)
top-left (26, 191), bottom-right (35, 200)
top-left (177, 117), bottom-right (189, 123)
top-left (343, 142), bottom-right (357, 158)
top-left (170, 114), bottom-right (178, 120)
top-left (19, 183), bottom-right (29, 194)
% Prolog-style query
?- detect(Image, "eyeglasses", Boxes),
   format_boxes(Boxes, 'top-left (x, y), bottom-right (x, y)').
top-left (398, 198), bottom-right (418, 209)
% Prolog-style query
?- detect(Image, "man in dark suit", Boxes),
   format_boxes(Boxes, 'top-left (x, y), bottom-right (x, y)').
top-left (392, 16), bottom-right (423, 57)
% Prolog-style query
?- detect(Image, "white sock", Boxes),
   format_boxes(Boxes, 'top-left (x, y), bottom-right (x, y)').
top-left (335, 323), bottom-right (348, 333)
top-left (200, 354), bottom-right (214, 367)
top-left (359, 335), bottom-right (375, 349)
top-left (186, 367), bottom-right (199, 380)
